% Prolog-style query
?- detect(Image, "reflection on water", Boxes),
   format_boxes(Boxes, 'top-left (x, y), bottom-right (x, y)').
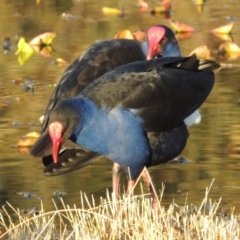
top-left (0, 0), bottom-right (240, 217)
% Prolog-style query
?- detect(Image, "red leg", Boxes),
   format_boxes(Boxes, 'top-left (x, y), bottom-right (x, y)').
top-left (141, 168), bottom-right (159, 208)
top-left (112, 163), bottom-right (122, 200)
top-left (126, 179), bottom-right (135, 196)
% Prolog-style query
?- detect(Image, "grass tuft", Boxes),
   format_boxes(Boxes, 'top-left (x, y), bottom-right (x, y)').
top-left (0, 180), bottom-right (240, 239)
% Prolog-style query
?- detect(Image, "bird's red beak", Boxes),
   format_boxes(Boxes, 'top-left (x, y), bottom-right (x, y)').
top-left (49, 122), bottom-right (64, 163)
top-left (147, 26), bottom-right (166, 60)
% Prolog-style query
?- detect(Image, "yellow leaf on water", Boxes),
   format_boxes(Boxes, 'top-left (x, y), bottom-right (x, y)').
top-left (218, 42), bottom-right (240, 61)
top-left (102, 7), bottom-right (122, 15)
top-left (36, 0), bottom-right (41, 4)
top-left (212, 32), bottom-right (233, 42)
top-left (189, 45), bottom-right (211, 60)
top-left (17, 52), bottom-right (34, 65)
top-left (114, 30), bottom-right (134, 39)
top-left (15, 38), bottom-right (34, 65)
top-left (218, 51), bottom-right (240, 62)
top-left (39, 115), bottom-right (44, 123)
top-left (16, 38), bottom-right (34, 54)
top-left (169, 20), bottom-right (195, 33)
top-left (23, 132), bottom-right (40, 138)
top-left (211, 22), bottom-right (233, 34)
top-left (219, 42), bottom-right (240, 53)
top-left (132, 30), bottom-right (146, 41)
top-left (17, 138), bottom-right (38, 147)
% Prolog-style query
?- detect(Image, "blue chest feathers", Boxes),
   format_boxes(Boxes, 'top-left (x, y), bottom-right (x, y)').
top-left (70, 97), bottom-right (151, 179)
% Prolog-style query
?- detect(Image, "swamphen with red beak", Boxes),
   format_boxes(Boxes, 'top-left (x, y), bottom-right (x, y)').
top-left (31, 25), bottom-right (182, 173)
top-left (33, 54), bottom-right (220, 196)
top-left (30, 25), bottom-right (219, 198)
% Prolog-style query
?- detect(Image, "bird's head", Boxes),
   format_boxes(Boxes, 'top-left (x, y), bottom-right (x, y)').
top-left (147, 25), bottom-right (181, 59)
top-left (48, 100), bottom-right (80, 163)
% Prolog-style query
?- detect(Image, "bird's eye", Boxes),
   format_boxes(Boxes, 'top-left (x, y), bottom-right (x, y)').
top-left (161, 36), bottom-right (167, 43)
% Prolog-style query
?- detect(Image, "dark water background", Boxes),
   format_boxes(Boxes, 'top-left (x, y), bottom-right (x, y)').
top-left (1, 0), bottom-right (240, 216)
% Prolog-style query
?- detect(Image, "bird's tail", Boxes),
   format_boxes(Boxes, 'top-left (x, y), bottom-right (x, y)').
top-left (168, 54), bottom-right (221, 72)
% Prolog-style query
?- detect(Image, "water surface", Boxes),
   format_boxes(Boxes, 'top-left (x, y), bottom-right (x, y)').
top-left (0, 0), bottom-right (240, 215)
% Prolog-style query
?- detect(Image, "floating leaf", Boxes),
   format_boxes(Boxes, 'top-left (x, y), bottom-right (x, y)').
top-left (29, 32), bottom-right (56, 46)
top-left (137, 0), bottom-right (149, 12)
top-left (23, 132), bottom-right (40, 138)
top-left (150, 10), bottom-right (171, 19)
top-left (114, 30), bottom-right (146, 41)
top-left (212, 32), bottom-right (233, 42)
top-left (12, 78), bottom-right (23, 86)
top-left (16, 38), bottom-right (34, 65)
top-left (17, 147), bottom-right (31, 154)
top-left (151, 6), bottom-right (169, 13)
top-left (37, 45), bottom-right (55, 58)
top-left (16, 192), bottom-right (36, 198)
top-left (36, 0), bottom-right (41, 4)
top-left (211, 22), bottom-right (233, 34)
top-left (16, 38), bottom-right (34, 54)
top-left (175, 31), bottom-right (194, 41)
top-left (218, 42), bottom-right (240, 61)
top-left (102, 7), bottom-right (122, 15)
top-left (137, 0), bottom-right (149, 8)
top-left (62, 13), bottom-right (79, 20)
top-left (193, 0), bottom-right (205, 3)
top-left (219, 42), bottom-right (240, 53)
top-left (114, 30), bottom-right (134, 39)
top-left (189, 45), bottom-right (211, 59)
top-left (132, 30), bottom-right (146, 41)
top-left (53, 191), bottom-right (67, 197)
top-left (39, 115), bottom-right (44, 124)
top-left (192, 0), bottom-right (205, 12)
top-left (17, 138), bottom-right (38, 147)
top-left (169, 20), bottom-right (195, 33)
top-left (151, 0), bottom-right (171, 13)
top-left (218, 51), bottom-right (240, 62)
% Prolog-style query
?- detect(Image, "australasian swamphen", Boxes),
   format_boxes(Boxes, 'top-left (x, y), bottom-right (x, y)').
top-left (31, 25), bottom-right (186, 176)
top-left (32, 54), bottom-right (220, 197)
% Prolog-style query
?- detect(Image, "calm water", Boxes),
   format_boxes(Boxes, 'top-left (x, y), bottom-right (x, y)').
top-left (0, 0), bottom-right (240, 216)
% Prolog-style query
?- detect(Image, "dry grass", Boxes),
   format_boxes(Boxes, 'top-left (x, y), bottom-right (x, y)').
top-left (0, 180), bottom-right (239, 240)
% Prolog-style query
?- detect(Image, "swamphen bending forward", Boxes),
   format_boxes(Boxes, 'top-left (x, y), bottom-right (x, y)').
top-left (32, 54), bottom-right (220, 197)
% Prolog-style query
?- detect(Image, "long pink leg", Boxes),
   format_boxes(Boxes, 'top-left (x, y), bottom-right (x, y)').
top-left (112, 162), bottom-right (122, 200)
top-left (126, 179), bottom-right (135, 196)
top-left (112, 165), bottom-right (158, 207)
top-left (141, 168), bottom-right (159, 208)
top-left (112, 163), bottom-right (136, 198)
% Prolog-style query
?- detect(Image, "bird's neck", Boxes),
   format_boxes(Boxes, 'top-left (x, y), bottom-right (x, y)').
top-left (140, 41), bottom-right (149, 57)
top-left (162, 42), bottom-right (181, 57)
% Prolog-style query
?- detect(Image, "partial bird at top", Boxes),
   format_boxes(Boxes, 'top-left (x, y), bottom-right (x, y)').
top-left (30, 25), bottom-right (220, 199)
